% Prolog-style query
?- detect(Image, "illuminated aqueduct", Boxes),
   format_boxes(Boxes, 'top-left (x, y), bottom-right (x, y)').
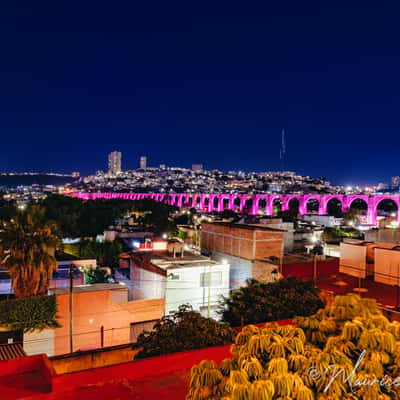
top-left (70, 192), bottom-right (400, 226)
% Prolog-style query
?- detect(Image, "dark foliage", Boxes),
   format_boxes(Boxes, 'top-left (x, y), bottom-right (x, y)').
top-left (133, 304), bottom-right (234, 359)
top-left (41, 195), bottom-right (177, 238)
top-left (0, 193), bottom-right (16, 221)
top-left (0, 295), bottom-right (60, 332)
top-left (78, 239), bottom-right (124, 268)
top-left (219, 277), bottom-right (324, 327)
top-left (83, 267), bottom-right (109, 284)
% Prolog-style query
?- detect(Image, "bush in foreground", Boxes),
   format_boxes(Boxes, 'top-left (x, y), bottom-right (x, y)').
top-left (188, 294), bottom-right (400, 399)
top-left (219, 277), bottom-right (324, 327)
top-left (133, 304), bottom-right (234, 359)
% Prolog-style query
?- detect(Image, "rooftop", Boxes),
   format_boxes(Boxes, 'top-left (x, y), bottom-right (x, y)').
top-left (203, 221), bottom-right (286, 232)
top-left (50, 282), bottom-right (127, 295)
top-left (132, 250), bottom-right (224, 271)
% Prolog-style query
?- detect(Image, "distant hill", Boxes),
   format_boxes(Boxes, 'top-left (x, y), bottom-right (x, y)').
top-left (0, 174), bottom-right (78, 187)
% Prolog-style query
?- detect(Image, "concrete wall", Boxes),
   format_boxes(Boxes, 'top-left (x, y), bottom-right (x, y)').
top-left (130, 264), bottom-right (166, 300)
top-left (211, 251), bottom-right (252, 289)
top-left (28, 289), bottom-right (166, 357)
top-left (339, 242), bottom-right (368, 278)
top-left (365, 229), bottom-right (400, 244)
top-left (374, 248), bottom-right (400, 286)
top-left (51, 345), bottom-right (139, 375)
top-left (165, 263), bottom-right (230, 319)
top-left (24, 329), bottom-right (55, 357)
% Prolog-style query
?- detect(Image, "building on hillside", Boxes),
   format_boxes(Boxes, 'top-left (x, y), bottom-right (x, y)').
top-left (201, 221), bottom-right (285, 289)
top-left (302, 214), bottom-right (342, 228)
top-left (192, 164), bottom-right (203, 172)
top-left (22, 283), bottom-right (165, 357)
top-left (127, 242), bottom-right (230, 319)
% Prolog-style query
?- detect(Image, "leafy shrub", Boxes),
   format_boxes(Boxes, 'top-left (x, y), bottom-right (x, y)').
top-left (133, 304), bottom-right (234, 359)
top-left (0, 295), bottom-right (60, 332)
top-left (219, 277), bottom-right (324, 326)
top-left (188, 294), bottom-right (400, 399)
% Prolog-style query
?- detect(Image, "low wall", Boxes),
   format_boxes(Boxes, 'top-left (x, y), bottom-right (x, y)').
top-left (51, 344), bottom-right (139, 374)
top-left (2, 318), bottom-right (295, 397)
top-left (52, 344), bottom-right (232, 392)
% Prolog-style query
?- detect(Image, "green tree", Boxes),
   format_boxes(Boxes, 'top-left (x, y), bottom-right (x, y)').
top-left (0, 193), bottom-right (16, 222)
top-left (79, 239), bottom-right (123, 268)
top-left (0, 206), bottom-right (61, 298)
top-left (133, 304), bottom-right (234, 359)
top-left (219, 277), bottom-right (323, 327)
top-left (83, 267), bottom-right (109, 284)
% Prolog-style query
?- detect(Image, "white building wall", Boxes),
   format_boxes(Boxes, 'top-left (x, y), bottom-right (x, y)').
top-left (210, 251), bottom-right (252, 289)
top-left (165, 263), bottom-right (230, 320)
top-left (130, 266), bottom-right (166, 300)
top-left (24, 329), bottom-right (55, 357)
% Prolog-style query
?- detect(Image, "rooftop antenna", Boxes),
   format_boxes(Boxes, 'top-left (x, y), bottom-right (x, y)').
top-left (280, 128), bottom-right (286, 172)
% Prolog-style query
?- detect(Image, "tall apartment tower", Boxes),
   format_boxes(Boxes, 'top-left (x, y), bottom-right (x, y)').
top-left (391, 176), bottom-right (400, 189)
top-left (108, 151), bottom-right (122, 175)
top-left (192, 164), bottom-right (203, 172)
top-left (140, 156), bottom-right (147, 169)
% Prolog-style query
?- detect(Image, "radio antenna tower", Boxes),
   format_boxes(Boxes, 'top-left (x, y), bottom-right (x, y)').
top-left (279, 128), bottom-right (286, 171)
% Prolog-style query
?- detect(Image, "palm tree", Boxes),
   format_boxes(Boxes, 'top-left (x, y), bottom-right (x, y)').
top-left (0, 206), bottom-right (61, 298)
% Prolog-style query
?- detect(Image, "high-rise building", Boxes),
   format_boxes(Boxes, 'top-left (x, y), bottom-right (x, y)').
top-left (140, 156), bottom-right (147, 169)
top-left (192, 164), bottom-right (203, 172)
top-left (391, 176), bottom-right (400, 189)
top-left (108, 151), bottom-right (122, 175)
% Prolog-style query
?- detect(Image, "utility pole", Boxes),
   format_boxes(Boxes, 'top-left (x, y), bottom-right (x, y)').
top-left (207, 266), bottom-right (211, 318)
top-left (313, 254), bottom-right (317, 285)
top-left (396, 264), bottom-right (400, 311)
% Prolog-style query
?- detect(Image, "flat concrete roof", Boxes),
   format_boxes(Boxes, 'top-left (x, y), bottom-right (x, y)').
top-left (203, 221), bottom-right (286, 232)
top-left (132, 250), bottom-right (224, 270)
top-left (50, 283), bottom-right (128, 295)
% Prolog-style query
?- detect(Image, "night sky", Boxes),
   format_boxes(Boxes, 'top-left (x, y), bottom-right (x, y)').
top-left (0, 2), bottom-right (399, 185)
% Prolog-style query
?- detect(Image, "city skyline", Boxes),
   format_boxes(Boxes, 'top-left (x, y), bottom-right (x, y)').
top-left (1, 3), bottom-right (400, 184)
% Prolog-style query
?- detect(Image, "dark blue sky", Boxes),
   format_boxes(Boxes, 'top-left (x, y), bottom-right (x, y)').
top-left (0, 1), bottom-right (399, 185)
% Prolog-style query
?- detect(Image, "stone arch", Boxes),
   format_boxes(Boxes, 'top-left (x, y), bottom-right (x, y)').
top-left (325, 196), bottom-right (343, 216)
top-left (272, 197), bottom-right (282, 216)
top-left (233, 196), bottom-right (241, 211)
top-left (222, 197), bottom-right (230, 210)
top-left (244, 197), bottom-right (253, 213)
top-left (374, 197), bottom-right (400, 227)
top-left (345, 196), bottom-right (370, 224)
top-left (257, 197), bottom-right (267, 215)
top-left (288, 197), bottom-right (300, 213)
top-left (305, 197), bottom-right (320, 214)
top-left (212, 196), bottom-right (219, 209)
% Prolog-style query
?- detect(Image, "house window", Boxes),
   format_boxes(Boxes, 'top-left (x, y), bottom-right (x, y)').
top-left (200, 271), bottom-right (222, 287)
